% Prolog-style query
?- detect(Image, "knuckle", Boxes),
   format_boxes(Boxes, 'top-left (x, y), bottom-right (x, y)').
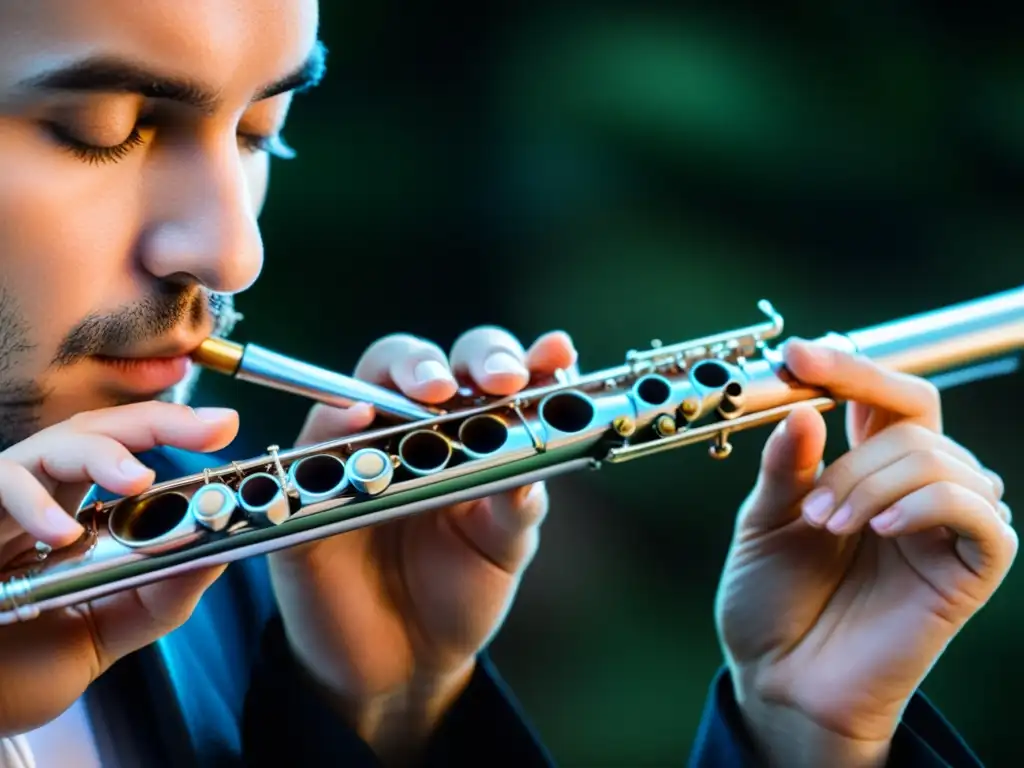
top-left (929, 480), bottom-right (972, 507)
top-left (0, 458), bottom-right (31, 484)
top-left (907, 448), bottom-right (952, 479)
top-left (891, 422), bottom-right (934, 451)
top-left (1003, 527), bottom-right (1019, 560)
top-left (66, 409), bottom-right (98, 431)
top-left (847, 475), bottom-right (886, 510)
top-left (819, 458), bottom-right (858, 496)
top-left (916, 378), bottom-right (941, 408)
top-left (998, 501), bottom-right (1013, 524)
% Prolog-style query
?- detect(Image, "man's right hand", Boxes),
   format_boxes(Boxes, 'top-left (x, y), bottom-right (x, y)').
top-left (0, 402), bottom-right (238, 737)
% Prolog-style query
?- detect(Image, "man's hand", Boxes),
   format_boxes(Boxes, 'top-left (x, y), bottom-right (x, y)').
top-left (0, 402), bottom-right (238, 737)
top-left (716, 338), bottom-right (1016, 767)
top-left (269, 326), bottom-right (576, 765)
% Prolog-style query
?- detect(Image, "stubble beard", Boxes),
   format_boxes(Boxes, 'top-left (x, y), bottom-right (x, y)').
top-left (0, 290), bottom-right (243, 450)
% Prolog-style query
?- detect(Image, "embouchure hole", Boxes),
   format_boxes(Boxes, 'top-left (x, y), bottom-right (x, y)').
top-left (540, 392), bottom-right (595, 433)
top-left (115, 493), bottom-right (190, 543)
top-left (399, 431), bottom-right (452, 472)
top-left (691, 361), bottom-right (730, 388)
top-left (635, 375), bottom-right (672, 406)
top-left (293, 455), bottom-right (346, 494)
top-left (239, 475), bottom-right (280, 508)
top-left (459, 415), bottom-right (509, 455)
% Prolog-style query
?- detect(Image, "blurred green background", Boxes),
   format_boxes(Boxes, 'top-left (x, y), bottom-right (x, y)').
top-left (192, 4), bottom-right (1022, 765)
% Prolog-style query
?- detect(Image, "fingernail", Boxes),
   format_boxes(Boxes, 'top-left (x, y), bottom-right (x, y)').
top-left (351, 401), bottom-right (375, 418)
top-left (826, 502), bottom-right (853, 532)
top-left (194, 407), bottom-right (236, 423)
top-left (802, 488), bottom-right (834, 524)
top-left (484, 351), bottom-right (528, 377)
top-left (870, 506), bottom-right (900, 532)
top-left (44, 506), bottom-right (84, 537)
top-left (119, 458), bottom-right (153, 481)
top-left (414, 360), bottom-right (452, 385)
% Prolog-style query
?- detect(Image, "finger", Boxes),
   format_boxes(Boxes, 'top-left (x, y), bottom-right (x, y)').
top-left (10, 403), bottom-right (239, 463)
top-left (450, 326), bottom-right (530, 396)
top-left (88, 564), bottom-right (227, 673)
top-left (816, 449), bottom-right (1002, 535)
top-left (985, 470), bottom-right (1005, 501)
top-left (296, 402), bottom-right (376, 447)
top-left (783, 339), bottom-right (942, 432)
top-left (525, 331), bottom-right (578, 378)
top-left (738, 405), bottom-right (826, 533)
top-left (996, 501), bottom-right (1012, 526)
top-left (0, 459), bottom-right (83, 547)
top-left (869, 483), bottom-right (1017, 578)
top-left (449, 482), bottom-right (549, 573)
top-left (35, 433), bottom-right (157, 497)
top-left (352, 334), bottom-right (457, 403)
top-left (801, 423), bottom-right (986, 527)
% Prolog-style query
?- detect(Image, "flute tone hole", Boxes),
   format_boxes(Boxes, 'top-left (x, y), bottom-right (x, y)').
top-left (239, 475), bottom-right (280, 508)
top-left (719, 382), bottom-right (744, 414)
top-left (399, 431), bottom-right (452, 473)
top-left (292, 455), bottom-right (346, 494)
top-left (691, 361), bottom-right (730, 388)
top-left (113, 493), bottom-right (190, 544)
top-left (540, 392), bottom-right (595, 433)
top-left (459, 415), bottom-right (509, 455)
top-left (635, 375), bottom-right (672, 406)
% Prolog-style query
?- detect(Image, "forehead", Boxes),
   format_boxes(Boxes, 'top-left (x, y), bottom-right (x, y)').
top-left (0, 0), bottom-right (319, 102)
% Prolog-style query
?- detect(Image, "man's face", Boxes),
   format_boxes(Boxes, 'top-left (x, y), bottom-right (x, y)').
top-left (0, 0), bottom-right (320, 448)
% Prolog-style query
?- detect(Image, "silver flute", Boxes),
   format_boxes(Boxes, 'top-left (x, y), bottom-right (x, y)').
top-left (1, 287), bottom-right (1022, 624)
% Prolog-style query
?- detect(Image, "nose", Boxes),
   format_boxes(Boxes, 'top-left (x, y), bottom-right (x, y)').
top-left (139, 145), bottom-right (264, 294)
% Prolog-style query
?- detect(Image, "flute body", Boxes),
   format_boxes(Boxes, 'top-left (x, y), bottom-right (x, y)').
top-left (1, 287), bottom-right (1021, 624)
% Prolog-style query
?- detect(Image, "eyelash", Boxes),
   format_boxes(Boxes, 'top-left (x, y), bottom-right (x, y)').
top-left (45, 123), bottom-right (293, 165)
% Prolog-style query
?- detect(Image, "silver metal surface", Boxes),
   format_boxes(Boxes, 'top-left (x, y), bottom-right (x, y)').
top-left (238, 343), bottom-right (437, 422)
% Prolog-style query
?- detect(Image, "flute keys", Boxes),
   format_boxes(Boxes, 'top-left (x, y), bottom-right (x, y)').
top-left (287, 454), bottom-right (349, 505)
top-left (237, 472), bottom-right (291, 526)
top-left (189, 482), bottom-right (238, 531)
top-left (346, 448), bottom-right (394, 496)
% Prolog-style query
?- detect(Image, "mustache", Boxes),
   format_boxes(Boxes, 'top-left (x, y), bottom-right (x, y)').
top-left (53, 285), bottom-right (221, 366)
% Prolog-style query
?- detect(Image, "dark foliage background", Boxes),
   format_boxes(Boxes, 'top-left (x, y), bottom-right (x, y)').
top-left (191, 4), bottom-right (1022, 764)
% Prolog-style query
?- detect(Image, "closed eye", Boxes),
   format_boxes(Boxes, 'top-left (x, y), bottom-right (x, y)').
top-left (238, 133), bottom-right (296, 160)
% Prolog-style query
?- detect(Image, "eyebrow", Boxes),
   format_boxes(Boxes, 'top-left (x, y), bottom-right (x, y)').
top-left (18, 40), bottom-right (327, 113)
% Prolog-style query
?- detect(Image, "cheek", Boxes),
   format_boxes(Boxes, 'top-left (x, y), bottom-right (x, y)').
top-left (0, 124), bottom-right (142, 356)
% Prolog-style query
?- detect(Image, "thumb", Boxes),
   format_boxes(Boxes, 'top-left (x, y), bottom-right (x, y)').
top-left (738, 405), bottom-right (827, 534)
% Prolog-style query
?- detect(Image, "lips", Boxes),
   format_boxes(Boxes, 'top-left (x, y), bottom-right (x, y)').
top-left (90, 334), bottom-right (207, 394)
top-left (91, 354), bottom-right (195, 394)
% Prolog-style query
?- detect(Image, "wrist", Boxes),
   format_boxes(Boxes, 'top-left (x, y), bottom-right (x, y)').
top-left (733, 674), bottom-right (892, 768)
top-left (297, 654), bottom-right (476, 767)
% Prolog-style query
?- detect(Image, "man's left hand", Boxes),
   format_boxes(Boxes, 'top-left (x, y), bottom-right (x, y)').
top-left (268, 325), bottom-right (576, 762)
